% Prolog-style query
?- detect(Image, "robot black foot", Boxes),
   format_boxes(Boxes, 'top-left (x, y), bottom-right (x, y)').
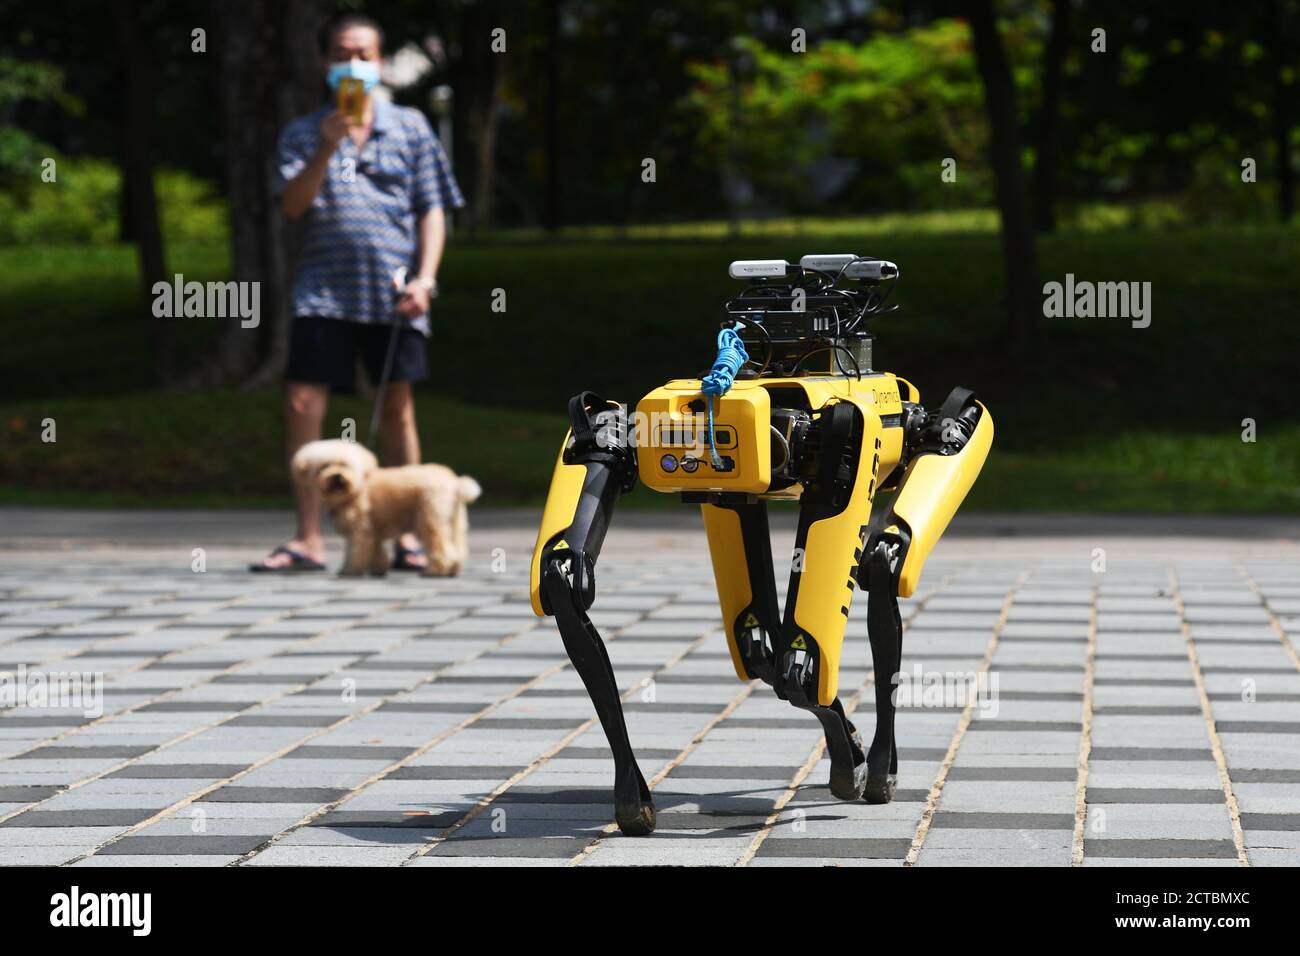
top-left (863, 774), bottom-right (897, 804)
top-left (615, 800), bottom-right (657, 836)
top-left (829, 762), bottom-right (870, 801)
top-left (828, 716), bottom-right (868, 800)
top-left (809, 700), bottom-right (868, 800)
top-left (611, 724), bottom-right (656, 835)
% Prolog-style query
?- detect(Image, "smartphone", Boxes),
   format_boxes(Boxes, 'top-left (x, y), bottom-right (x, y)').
top-left (337, 77), bottom-right (366, 125)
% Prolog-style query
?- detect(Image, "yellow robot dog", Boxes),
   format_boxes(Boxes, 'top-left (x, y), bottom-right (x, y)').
top-left (530, 254), bottom-right (992, 835)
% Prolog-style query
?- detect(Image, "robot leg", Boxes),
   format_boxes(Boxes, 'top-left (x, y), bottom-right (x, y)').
top-left (781, 400), bottom-right (886, 800)
top-left (855, 387), bottom-right (994, 803)
top-left (531, 393), bottom-right (655, 836)
top-left (703, 497), bottom-right (866, 799)
top-left (700, 499), bottom-right (780, 685)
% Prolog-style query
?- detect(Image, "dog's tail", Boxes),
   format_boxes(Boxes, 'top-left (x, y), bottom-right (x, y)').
top-left (457, 475), bottom-right (483, 504)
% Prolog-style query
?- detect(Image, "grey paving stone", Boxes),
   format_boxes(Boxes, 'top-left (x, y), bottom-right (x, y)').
top-left (1, 808), bottom-right (158, 827)
top-left (1091, 747), bottom-right (1212, 761)
top-left (940, 756), bottom-right (1076, 779)
top-left (137, 701), bottom-right (253, 712)
top-left (1246, 848), bottom-right (1300, 865)
top-left (667, 764), bottom-right (798, 779)
top-left (205, 786), bottom-right (349, 803)
top-left (931, 812), bottom-right (1075, 829)
top-left (386, 765), bottom-right (516, 780)
top-left (923, 828), bottom-right (1073, 849)
top-left (430, 835), bottom-right (586, 858)
top-left (14, 745), bottom-right (155, 760)
top-left (69, 854), bottom-right (240, 867)
top-left (914, 846), bottom-right (1071, 866)
top-left (223, 714), bottom-right (340, 727)
top-left (0, 826), bottom-right (129, 846)
top-left (375, 702), bottom-right (485, 713)
top-left (308, 809), bottom-right (462, 828)
top-left (1238, 813), bottom-right (1300, 830)
top-left (1233, 769), bottom-right (1300, 783)
top-left (756, 837), bottom-right (911, 859)
top-left (1081, 856), bottom-right (1241, 868)
top-left (1217, 721), bottom-right (1300, 733)
top-left (283, 745), bottom-right (413, 760)
top-left (1087, 789), bottom-right (1225, 804)
top-left (275, 826), bottom-right (433, 847)
top-left (1085, 838), bottom-right (1238, 858)
top-left (106, 764), bottom-right (247, 779)
top-left (0, 785), bottom-right (64, 800)
top-left (241, 844), bottom-right (417, 866)
top-left (96, 834), bottom-right (269, 855)
top-left (0, 845), bottom-right (81, 865)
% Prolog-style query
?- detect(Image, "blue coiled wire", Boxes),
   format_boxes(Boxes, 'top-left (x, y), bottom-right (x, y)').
top-left (700, 327), bottom-right (748, 470)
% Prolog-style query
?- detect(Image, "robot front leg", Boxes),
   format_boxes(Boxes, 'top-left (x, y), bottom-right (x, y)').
top-left (701, 496), bottom-right (867, 801)
top-left (530, 393), bottom-right (655, 836)
top-left (778, 401), bottom-right (883, 800)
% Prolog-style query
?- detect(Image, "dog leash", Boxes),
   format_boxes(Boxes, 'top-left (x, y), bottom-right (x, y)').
top-left (367, 267), bottom-right (411, 450)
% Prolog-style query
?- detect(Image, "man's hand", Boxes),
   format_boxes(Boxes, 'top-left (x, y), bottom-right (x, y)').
top-left (396, 279), bottom-right (432, 319)
top-left (318, 109), bottom-right (353, 151)
top-left (281, 111), bottom-right (354, 220)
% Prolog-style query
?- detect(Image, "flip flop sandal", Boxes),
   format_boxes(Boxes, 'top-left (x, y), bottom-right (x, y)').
top-left (392, 544), bottom-right (428, 572)
top-left (249, 546), bottom-right (326, 573)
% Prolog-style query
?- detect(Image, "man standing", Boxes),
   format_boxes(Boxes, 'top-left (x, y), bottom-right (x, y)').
top-left (252, 13), bottom-right (464, 572)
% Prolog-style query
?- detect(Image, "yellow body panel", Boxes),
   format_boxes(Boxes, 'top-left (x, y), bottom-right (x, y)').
top-left (791, 398), bottom-right (883, 705)
top-left (636, 375), bottom-right (905, 496)
top-left (699, 504), bottom-right (755, 682)
top-left (529, 431), bottom-right (586, 616)
top-left (636, 382), bottom-right (771, 493)
top-left (891, 402), bottom-right (994, 599)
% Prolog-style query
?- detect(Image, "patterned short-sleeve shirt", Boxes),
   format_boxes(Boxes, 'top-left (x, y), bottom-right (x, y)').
top-left (277, 98), bottom-right (464, 336)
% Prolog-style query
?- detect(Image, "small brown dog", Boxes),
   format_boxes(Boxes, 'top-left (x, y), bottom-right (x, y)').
top-left (318, 462), bottom-right (482, 577)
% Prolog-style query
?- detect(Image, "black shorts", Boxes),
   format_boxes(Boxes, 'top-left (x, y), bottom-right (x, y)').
top-left (285, 315), bottom-right (429, 391)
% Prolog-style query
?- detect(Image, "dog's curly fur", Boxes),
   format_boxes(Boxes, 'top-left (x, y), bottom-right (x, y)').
top-left (291, 439), bottom-right (379, 492)
top-left (319, 462), bottom-right (482, 577)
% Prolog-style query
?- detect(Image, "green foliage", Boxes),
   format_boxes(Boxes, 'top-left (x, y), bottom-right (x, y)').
top-left (0, 157), bottom-right (119, 244)
top-left (0, 55), bottom-right (80, 189)
top-left (682, 20), bottom-right (1024, 212)
top-left (157, 169), bottom-right (230, 244)
top-left (0, 156), bottom-right (228, 246)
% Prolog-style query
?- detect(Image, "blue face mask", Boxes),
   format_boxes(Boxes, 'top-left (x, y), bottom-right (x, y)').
top-left (326, 59), bottom-right (381, 93)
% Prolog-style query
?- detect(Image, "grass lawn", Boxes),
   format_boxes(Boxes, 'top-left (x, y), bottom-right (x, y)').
top-left (1, 217), bottom-right (1297, 512)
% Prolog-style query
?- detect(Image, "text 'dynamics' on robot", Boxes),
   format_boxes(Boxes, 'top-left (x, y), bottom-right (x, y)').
top-left (530, 254), bottom-right (993, 835)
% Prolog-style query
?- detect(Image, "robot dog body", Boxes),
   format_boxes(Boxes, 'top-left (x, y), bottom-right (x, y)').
top-left (530, 255), bottom-right (992, 835)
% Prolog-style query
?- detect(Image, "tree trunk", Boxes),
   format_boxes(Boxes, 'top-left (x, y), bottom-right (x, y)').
top-left (457, 0), bottom-right (506, 233)
top-left (542, 0), bottom-right (561, 232)
top-left (193, 0), bottom-right (321, 390)
top-left (1031, 0), bottom-right (1070, 233)
top-left (969, 0), bottom-right (1040, 353)
top-left (243, 0), bottom-right (324, 389)
top-left (118, 1), bottom-right (173, 385)
top-left (1271, 0), bottom-right (1295, 223)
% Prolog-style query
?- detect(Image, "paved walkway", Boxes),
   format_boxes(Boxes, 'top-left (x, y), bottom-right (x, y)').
top-left (1, 509), bottom-right (1298, 866)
